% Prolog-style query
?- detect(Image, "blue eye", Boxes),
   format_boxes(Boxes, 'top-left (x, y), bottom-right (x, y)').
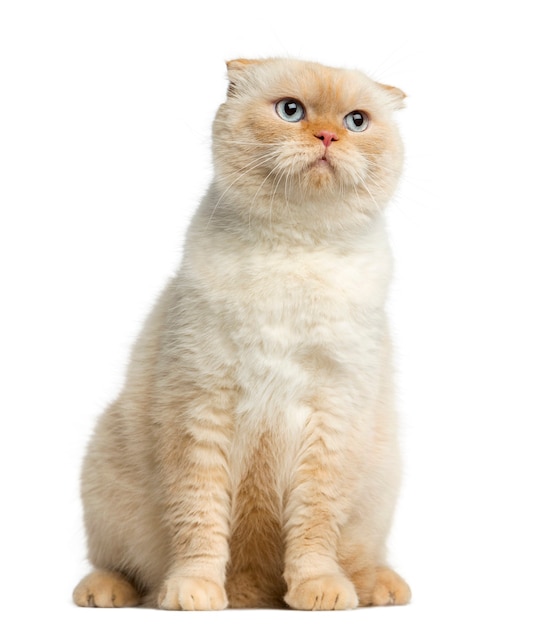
top-left (275, 98), bottom-right (305, 122)
top-left (344, 111), bottom-right (369, 132)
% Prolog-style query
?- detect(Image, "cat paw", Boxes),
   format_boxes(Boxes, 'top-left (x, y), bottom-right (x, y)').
top-left (73, 570), bottom-right (140, 608)
top-left (371, 567), bottom-right (411, 606)
top-left (158, 576), bottom-right (228, 610)
top-left (284, 574), bottom-right (359, 610)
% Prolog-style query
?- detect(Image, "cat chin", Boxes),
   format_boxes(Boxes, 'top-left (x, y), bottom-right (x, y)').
top-left (291, 155), bottom-right (336, 189)
top-left (306, 168), bottom-right (336, 190)
top-left (302, 160), bottom-right (359, 195)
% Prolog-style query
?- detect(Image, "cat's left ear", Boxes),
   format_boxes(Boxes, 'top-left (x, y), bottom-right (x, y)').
top-left (225, 58), bottom-right (262, 97)
top-left (377, 83), bottom-right (407, 110)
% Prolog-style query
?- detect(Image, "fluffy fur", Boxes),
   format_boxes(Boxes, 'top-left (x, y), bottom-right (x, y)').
top-left (73, 57), bottom-right (410, 611)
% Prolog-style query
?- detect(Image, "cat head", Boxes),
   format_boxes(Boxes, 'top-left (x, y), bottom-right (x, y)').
top-left (212, 58), bottom-right (405, 228)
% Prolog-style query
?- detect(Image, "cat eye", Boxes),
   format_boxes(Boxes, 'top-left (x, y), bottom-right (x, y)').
top-left (275, 98), bottom-right (305, 123)
top-left (344, 111), bottom-right (369, 132)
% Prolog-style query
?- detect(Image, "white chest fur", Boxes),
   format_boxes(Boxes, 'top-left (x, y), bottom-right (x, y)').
top-left (183, 214), bottom-right (392, 419)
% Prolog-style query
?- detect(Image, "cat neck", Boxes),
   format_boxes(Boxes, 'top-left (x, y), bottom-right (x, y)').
top-left (195, 182), bottom-right (384, 250)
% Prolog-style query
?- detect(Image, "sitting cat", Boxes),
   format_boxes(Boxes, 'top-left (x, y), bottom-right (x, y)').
top-left (73, 57), bottom-right (411, 610)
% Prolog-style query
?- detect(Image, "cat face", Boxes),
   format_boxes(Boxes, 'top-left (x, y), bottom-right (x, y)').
top-left (212, 58), bottom-right (405, 222)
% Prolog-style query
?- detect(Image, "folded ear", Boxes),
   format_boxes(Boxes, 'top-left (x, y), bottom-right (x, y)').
top-left (377, 82), bottom-right (407, 110)
top-left (226, 58), bottom-right (262, 72)
top-left (226, 58), bottom-right (263, 97)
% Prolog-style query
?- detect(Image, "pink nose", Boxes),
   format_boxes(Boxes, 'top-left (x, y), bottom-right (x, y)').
top-left (315, 130), bottom-right (338, 148)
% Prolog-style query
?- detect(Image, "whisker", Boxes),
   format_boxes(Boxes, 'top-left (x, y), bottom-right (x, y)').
top-left (358, 179), bottom-right (382, 213)
top-left (214, 151), bottom-right (279, 182)
top-left (269, 163), bottom-right (287, 226)
top-left (214, 139), bottom-right (284, 147)
top-left (204, 153), bottom-right (277, 230)
top-left (249, 165), bottom-right (279, 220)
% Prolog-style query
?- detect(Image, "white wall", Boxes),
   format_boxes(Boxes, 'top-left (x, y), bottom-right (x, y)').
top-left (1, 1), bottom-right (548, 624)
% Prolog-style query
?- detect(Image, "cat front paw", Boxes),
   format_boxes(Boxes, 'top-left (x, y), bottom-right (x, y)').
top-left (158, 576), bottom-right (228, 610)
top-left (371, 567), bottom-right (411, 606)
top-left (284, 574), bottom-right (358, 610)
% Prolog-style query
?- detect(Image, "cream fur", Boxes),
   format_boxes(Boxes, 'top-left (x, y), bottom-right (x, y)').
top-left (73, 57), bottom-right (410, 610)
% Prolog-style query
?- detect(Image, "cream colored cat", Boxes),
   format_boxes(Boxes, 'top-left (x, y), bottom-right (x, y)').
top-left (73, 57), bottom-right (411, 611)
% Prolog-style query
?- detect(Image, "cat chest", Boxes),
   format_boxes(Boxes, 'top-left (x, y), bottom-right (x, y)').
top-left (209, 239), bottom-right (382, 302)
top-left (212, 251), bottom-right (386, 398)
top-left (183, 240), bottom-right (390, 420)
top-left (217, 249), bottom-right (388, 347)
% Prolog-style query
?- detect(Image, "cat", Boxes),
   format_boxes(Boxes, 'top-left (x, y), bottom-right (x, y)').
top-left (73, 57), bottom-right (411, 611)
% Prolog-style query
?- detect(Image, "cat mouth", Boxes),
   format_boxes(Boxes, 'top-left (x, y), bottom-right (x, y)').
top-left (312, 154), bottom-right (334, 170)
top-left (301, 155), bottom-right (339, 189)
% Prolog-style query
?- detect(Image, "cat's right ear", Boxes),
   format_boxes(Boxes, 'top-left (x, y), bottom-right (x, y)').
top-left (377, 83), bottom-right (407, 111)
top-left (225, 58), bottom-right (261, 97)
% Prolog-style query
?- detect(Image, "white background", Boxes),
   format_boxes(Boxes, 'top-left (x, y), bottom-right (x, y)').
top-left (1, 1), bottom-right (549, 624)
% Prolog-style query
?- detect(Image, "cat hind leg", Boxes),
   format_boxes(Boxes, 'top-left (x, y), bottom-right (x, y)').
top-left (73, 569), bottom-right (140, 608)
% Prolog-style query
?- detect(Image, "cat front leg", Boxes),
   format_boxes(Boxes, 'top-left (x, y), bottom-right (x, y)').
top-left (283, 410), bottom-right (360, 610)
top-left (155, 404), bottom-right (232, 611)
